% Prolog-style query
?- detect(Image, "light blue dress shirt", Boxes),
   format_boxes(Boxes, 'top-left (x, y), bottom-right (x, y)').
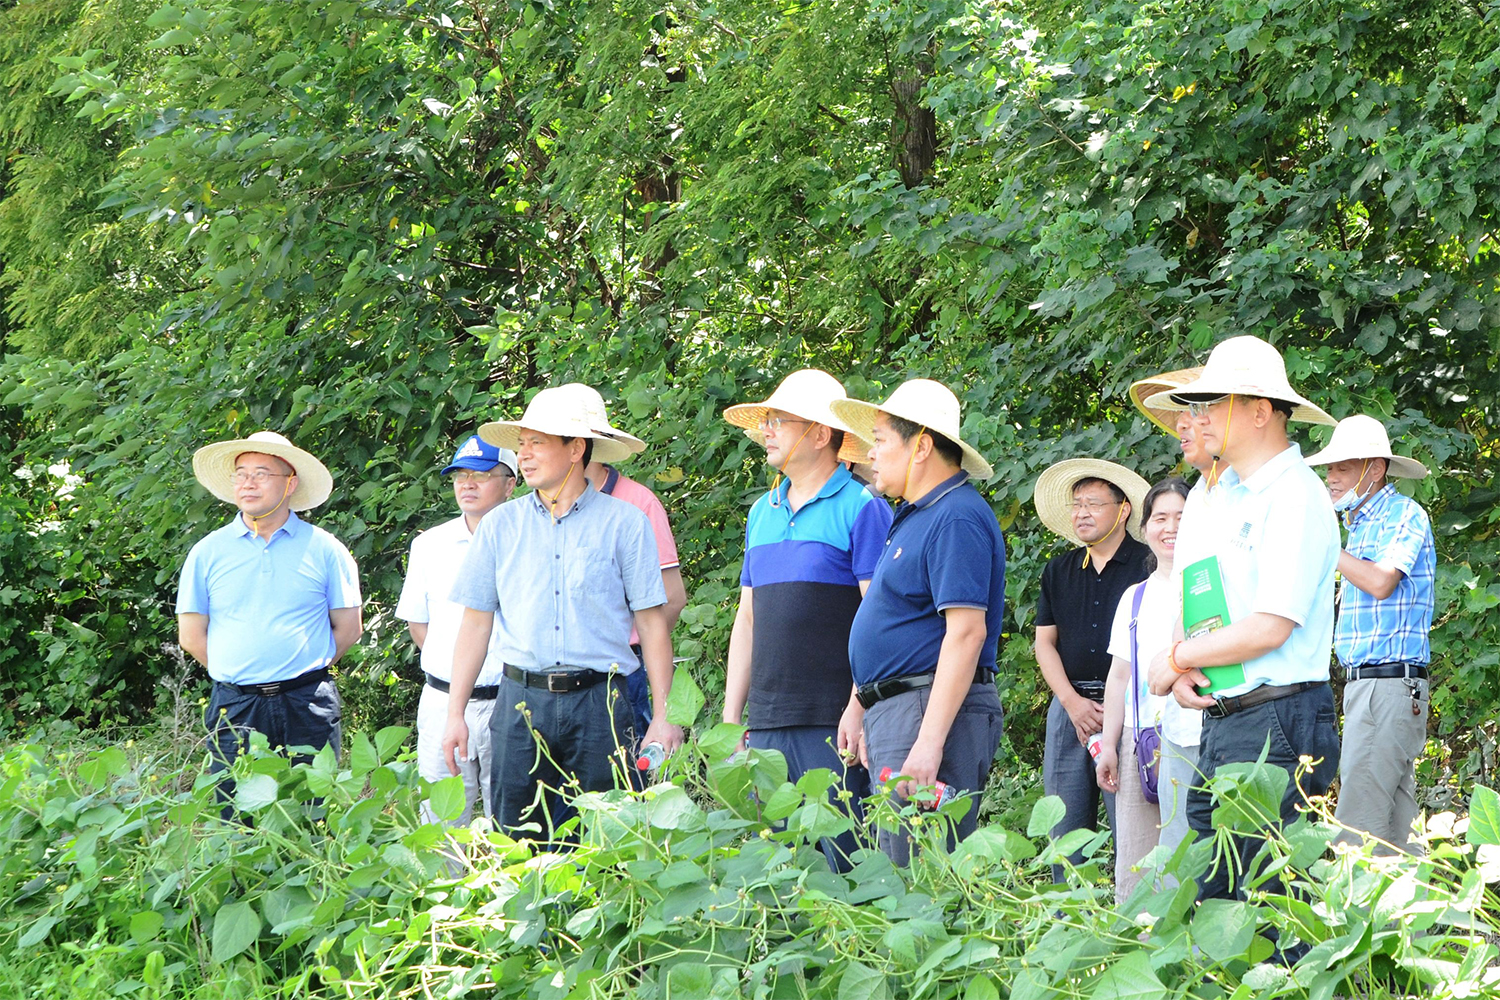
top-left (1172, 444), bottom-right (1339, 696)
top-left (176, 510), bottom-right (362, 684)
top-left (449, 483), bottom-right (666, 674)
top-left (1335, 484), bottom-right (1435, 668)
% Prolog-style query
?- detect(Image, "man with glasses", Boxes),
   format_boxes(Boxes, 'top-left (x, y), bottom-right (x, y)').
top-left (1142, 335), bottom-right (1341, 906)
top-left (178, 431), bottom-right (362, 781)
top-left (722, 370), bottom-right (892, 870)
top-left (1031, 459), bottom-right (1151, 881)
top-left (396, 435), bottom-right (518, 824)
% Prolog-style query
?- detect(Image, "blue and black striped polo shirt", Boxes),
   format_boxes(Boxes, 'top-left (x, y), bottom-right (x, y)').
top-left (740, 465), bottom-right (893, 728)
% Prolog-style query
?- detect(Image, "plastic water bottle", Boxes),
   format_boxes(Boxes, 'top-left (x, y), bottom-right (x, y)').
top-left (878, 766), bottom-right (957, 808)
top-left (636, 741), bottom-right (666, 772)
top-left (1086, 733), bottom-right (1104, 759)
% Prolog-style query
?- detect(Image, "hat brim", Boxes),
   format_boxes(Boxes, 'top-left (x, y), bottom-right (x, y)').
top-left (477, 420), bottom-right (636, 465)
top-left (829, 398), bottom-right (994, 479)
top-left (1128, 367), bottom-right (1205, 435)
top-left (1142, 380), bottom-right (1337, 426)
top-left (1303, 444), bottom-right (1428, 479)
top-left (193, 439), bottom-right (334, 511)
top-left (1033, 458), bottom-right (1150, 546)
top-left (724, 402), bottom-right (870, 464)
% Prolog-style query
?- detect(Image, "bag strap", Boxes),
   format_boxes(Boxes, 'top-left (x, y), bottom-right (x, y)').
top-left (1129, 581), bottom-right (1147, 733)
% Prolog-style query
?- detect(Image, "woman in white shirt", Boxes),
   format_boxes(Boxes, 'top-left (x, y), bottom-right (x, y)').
top-left (1095, 476), bottom-right (1189, 904)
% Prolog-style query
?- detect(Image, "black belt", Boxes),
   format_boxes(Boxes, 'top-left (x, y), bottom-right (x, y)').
top-left (216, 668), bottom-right (330, 698)
top-left (503, 662), bottom-right (611, 693)
top-left (1344, 663), bottom-right (1428, 682)
top-left (1070, 680), bottom-right (1106, 702)
top-left (856, 667), bottom-right (993, 710)
top-left (425, 672), bottom-right (499, 701)
top-left (1205, 681), bottom-right (1323, 719)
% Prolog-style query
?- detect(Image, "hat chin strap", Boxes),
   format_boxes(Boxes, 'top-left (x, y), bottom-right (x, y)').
top-left (898, 425), bottom-right (927, 503)
top-left (250, 479), bottom-right (293, 529)
top-left (768, 420), bottom-right (817, 508)
top-left (1081, 503), bottom-right (1126, 570)
top-left (536, 460), bottom-right (578, 521)
top-left (1204, 394), bottom-right (1235, 490)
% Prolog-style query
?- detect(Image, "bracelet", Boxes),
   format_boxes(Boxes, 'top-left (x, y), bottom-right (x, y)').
top-left (1169, 640), bottom-right (1191, 674)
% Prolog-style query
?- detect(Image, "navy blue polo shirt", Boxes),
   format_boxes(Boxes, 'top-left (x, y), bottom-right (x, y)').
top-left (848, 472), bottom-right (1007, 687)
top-left (740, 464), bottom-right (893, 728)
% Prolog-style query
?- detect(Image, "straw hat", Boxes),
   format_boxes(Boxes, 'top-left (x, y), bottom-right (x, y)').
top-left (478, 385), bottom-right (637, 464)
top-left (1033, 458), bottom-right (1150, 546)
top-left (723, 369), bottom-right (870, 464)
top-left (1304, 415), bottom-right (1428, 479)
top-left (828, 378), bottom-right (993, 479)
top-left (553, 383), bottom-right (647, 462)
top-left (192, 431), bottom-right (334, 511)
top-left (1129, 367), bottom-right (1204, 435)
top-left (1141, 336), bottom-right (1337, 425)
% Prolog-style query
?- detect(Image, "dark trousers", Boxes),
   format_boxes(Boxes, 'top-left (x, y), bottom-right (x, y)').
top-left (747, 725), bottom-right (870, 872)
top-left (1188, 683), bottom-right (1340, 902)
top-left (489, 673), bottom-right (642, 836)
top-left (205, 677), bottom-right (343, 775)
top-left (1043, 695), bottom-right (1117, 882)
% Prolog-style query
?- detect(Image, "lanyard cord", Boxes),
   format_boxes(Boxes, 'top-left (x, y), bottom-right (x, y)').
top-left (768, 420), bottom-right (817, 508)
top-left (1204, 394), bottom-right (1235, 491)
top-left (250, 479), bottom-right (293, 534)
top-left (536, 461), bottom-right (578, 522)
top-left (1081, 502), bottom-right (1127, 570)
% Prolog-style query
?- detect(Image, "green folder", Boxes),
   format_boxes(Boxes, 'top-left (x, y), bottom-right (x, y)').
top-left (1181, 555), bottom-right (1247, 695)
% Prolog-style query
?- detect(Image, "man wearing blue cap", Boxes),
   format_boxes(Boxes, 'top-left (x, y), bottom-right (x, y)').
top-left (396, 435), bottom-right (518, 824)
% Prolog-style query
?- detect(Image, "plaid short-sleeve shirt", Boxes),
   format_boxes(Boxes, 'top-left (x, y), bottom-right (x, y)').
top-left (1336, 484), bottom-right (1435, 668)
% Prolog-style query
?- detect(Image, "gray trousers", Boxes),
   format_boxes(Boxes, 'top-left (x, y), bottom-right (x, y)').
top-left (863, 680), bottom-right (1004, 866)
top-left (1043, 696), bottom-right (1116, 882)
top-left (1157, 736), bottom-right (1200, 862)
top-left (1334, 676), bottom-right (1428, 854)
top-left (747, 725), bottom-right (870, 872)
top-left (1113, 728), bottom-right (1161, 906)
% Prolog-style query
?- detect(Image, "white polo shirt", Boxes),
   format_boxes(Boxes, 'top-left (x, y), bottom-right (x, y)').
top-left (395, 515), bottom-right (505, 685)
top-left (1172, 444), bottom-right (1338, 698)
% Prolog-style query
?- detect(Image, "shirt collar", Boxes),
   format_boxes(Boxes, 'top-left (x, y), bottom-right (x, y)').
top-left (1348, 482), bottom-right (1399, 527)
top-left (232, 508), bottom-right (303, 539)
top-left (1218, 443), bottom-right (1304, 495)
top-left (893, 470), bottom-right (969, 526)
top-left (770, 463), bottom-right (853, 508)
top-left (527, 479), bottom-right (599, 519)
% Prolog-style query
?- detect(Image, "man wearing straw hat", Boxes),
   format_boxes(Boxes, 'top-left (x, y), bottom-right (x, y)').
top-left (441, 385), bottom-right (682, 834)
top-left (830, 379), bottom-right (1005, 865)
top-left (178, 431), bottom-right (362, 775)
top-left (555, 383), bottom-right (688, 740)
top-left (1031, 457), bottom-right (1151, 880)
top-left (721, 369), bottom-right (892, 869)
top-left (396, 434), bottom-right (518, 825)
top-left (1142, 334), bottom-right (1341, 903)
top-left (1306, 415), bottom-right (1435, 854)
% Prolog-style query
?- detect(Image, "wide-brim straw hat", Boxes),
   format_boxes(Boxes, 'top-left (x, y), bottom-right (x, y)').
top-left (478, 385), bottom-right (636, 464)
top-left (1141, 335), bottom-right (1337, 426)
top-left (723, 369), bottom-right (870, 465)
top-left (193, 431), bottom-right (333, 511)
top-left (828, 378), bottom-right (993, 479)
top-left (1129, 367), bottom-right (1205, 435)
top-left (1033, 458), bottom-right (1150, 546)
top-left (554, 383), bottom-right (647, 462)
top-left (1304, 414), bottom-right (1428, 479)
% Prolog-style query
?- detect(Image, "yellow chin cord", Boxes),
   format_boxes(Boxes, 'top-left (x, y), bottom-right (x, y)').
top-left (768, 419), bottom-right (817, 507)
top-left (1204, 394), bottom-right (1235, 490)
top-left (537, 460), bottom-right (578, 521)
top-left (250, 480), bottom-right (293, 531)
top-left (1081, 503), bottom-right (1127, 569)
top-left (1341, 459), bottom-right (1372, 528)
top-left (899, 425), bottom-right (927, 503)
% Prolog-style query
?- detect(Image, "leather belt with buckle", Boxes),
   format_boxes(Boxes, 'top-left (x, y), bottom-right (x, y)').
top-left (503, 662), bottom-right (611, 693)
top-left (1344, 663), bottom-right (1428, 682)
top-left (425, 672), bottom-right (499, 700)
top-left (856, 666), bottom-right (993, 710)
top-left (1070, 680), bottom-right (1107, 702)
top-left (216, 668), bottom-right (330, 698)
top-left (1205, 681), bottom-right (1322, 719)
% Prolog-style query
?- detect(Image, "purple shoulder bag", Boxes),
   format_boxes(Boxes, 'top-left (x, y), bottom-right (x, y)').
top-left (1129, 582), bottom-right (1162, 804)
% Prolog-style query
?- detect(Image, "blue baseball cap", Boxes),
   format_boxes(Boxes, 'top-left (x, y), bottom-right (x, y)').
top-left (442, 435), bottom-right (518, 476)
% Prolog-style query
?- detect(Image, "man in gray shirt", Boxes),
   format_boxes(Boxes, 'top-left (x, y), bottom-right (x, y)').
top-left (441, 385), bottom-right (684, 834)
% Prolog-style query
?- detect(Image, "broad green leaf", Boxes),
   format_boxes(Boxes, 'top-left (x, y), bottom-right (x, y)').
top-left (1466, 785), bottom-right (1500, 846)
top-left (1089, 951), bottom-right (1166, 1000)
top-left (129, 910), bottom-right (164, 942)
top-left (210, 901), bottom-right (261, 963)
top-left (18, 916), bottom-right (58, 948)
top-left (838, 960), bottom-right (890, 1000)
top-left (1193, 899), bottom-right (1257, 963)
top-left (666, 962), bottom-right (713, 998)
top-left (426, 775), bottom-right (467, 822)
top-left (374, 725), bottom-right (410, 761)
top-left (349, 733), bottom-right (378, 778)
top-left (1028, 794), bottom-right (1066, 837)
top-left (233, 773), bottom-right (279, 813)
top-left (696, 722), bottom-right (744, 761)
top-left (664, 666), bottom-right (704, 726)
top-left (965, 977), bottom-right (1000, 1000)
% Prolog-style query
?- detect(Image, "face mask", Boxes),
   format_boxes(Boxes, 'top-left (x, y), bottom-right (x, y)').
top-left (1332, 459), bottom-right (1371, 513)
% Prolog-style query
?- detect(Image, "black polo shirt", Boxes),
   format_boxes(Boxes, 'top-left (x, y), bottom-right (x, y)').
top-left (1035, 534), bottom-right (1150, 685)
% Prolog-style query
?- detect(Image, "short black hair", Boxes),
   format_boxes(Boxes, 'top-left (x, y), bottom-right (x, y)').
top-left (560, 436), bottom-right (594, 467)
top-left (885, 414), bottom-right (963, 468)
top-left (1072, 477), bottom-right (1126, 504)
top-left (826, 428), bottom-right (846, 454)
top-left (1140, 476), bottom-right (1190, 572)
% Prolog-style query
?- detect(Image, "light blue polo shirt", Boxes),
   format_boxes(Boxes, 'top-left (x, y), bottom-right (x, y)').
top-left (448, 483), bottom-right (665, 674)
top-left (176, 510), bottom-right (362, 684)
top-left (1172, 444), bottom-right (1339, 696)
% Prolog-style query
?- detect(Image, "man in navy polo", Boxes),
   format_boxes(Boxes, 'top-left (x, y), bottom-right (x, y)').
top-left (722, 369), bottom-right (892, 869)
top-left (830, 379), bottom-right (1006, 865)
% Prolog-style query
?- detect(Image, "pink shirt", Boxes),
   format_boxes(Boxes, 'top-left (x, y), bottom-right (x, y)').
top-left (598, 467), bottom-right (679, 647)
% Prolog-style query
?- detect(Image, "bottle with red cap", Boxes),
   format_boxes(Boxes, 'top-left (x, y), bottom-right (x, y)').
top-left (1086, 733), bottom-right (1104, 760)
top-left (878, 766), bottom-right (957, 808)
top-left (636, 741), bottom-right (667, 772)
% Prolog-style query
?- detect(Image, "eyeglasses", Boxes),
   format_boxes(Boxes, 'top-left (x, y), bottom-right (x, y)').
top-left (449, 470), bottom-right (509, 483)
top-left (1070, 499), bottom-right (1120, 514)
top-left (758, 416), bottom-right (810, 433)
top-left (1185, 395), bottom-right (1230, 417)
top-left (231, 470), bottom-right (291, 486)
